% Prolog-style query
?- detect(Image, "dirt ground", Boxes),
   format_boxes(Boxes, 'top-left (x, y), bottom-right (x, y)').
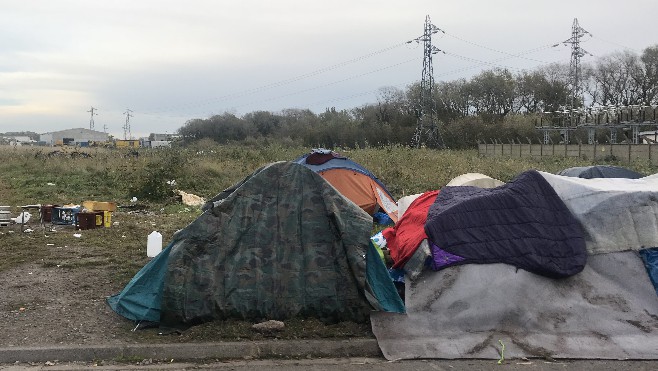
top-left (0, 258), bottom-right (131, 347)
top-left (0, 212), bottom-right (372, 348)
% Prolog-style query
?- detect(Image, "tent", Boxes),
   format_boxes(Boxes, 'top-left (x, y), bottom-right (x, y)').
top-left (293, 149), bottom-right (399, 224)
top-left (371, 170), bottom-right (658, 360)
top-left (107, 162), bottom-right (403, 328)
top-left (397, 173), bottom-right (503, 219)
top-left (445, 172), bottom-right (504, 188)
top-left (557, 165), bottom-right (644, 179)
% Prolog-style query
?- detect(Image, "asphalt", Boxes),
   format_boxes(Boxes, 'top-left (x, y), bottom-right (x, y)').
top-left (0, 339), bottom-right (382, 364)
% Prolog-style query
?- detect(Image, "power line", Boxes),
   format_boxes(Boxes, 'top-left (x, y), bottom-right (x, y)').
top-left (119, 31), bottom-right (559, 122)
top-left (122, 56), bottom-right (418, 120)
top-left (443, 52), bottom-right (529, 74)
top-left (590, 35), bottom-right (640, 53)
top-left (112, 47), bottom-right (562, 124)
top-left (444, 32), bottom-right (552, 64)
top-left (232, 57), bottom-right (420, 111)
top-left (299, 45), bottom-right (566, 111)
top-left (232, 44), bottom-right (562, 116)
top-left (102, 35), bottom-right (566, 124)
top-left (136, 42), bottom-right (409, 117)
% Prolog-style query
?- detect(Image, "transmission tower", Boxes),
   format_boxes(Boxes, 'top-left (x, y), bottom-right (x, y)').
top-left (123, 109), bottom-right (133, 140)
top-left (562, 18), bottom-right (591, 126)
top-left (410, 15), bottom-right (446, 149)
top-left (87, 106), bottom-right (97, 130)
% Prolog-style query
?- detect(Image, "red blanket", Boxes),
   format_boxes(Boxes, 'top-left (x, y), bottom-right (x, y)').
top-left (382, 190), bottom-right (439, 268)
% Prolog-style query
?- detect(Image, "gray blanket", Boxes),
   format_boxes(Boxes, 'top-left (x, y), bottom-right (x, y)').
top-left (371, 251), bottom-right (658, 360)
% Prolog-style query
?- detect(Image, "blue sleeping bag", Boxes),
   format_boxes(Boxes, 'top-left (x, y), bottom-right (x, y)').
top-left (425, 170), bottom-right (587, 278)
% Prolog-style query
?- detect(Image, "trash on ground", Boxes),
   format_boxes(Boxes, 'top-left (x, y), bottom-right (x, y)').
top-left (12, 211), bottom-right (31, 224)
top-left (252, 320), bottom-right (285, 333)
top-left (176, 190), bottom-right (206, 206)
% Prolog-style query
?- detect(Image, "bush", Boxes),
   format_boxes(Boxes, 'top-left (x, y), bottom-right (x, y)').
top-left (128, 148), bottom-right (190, 201)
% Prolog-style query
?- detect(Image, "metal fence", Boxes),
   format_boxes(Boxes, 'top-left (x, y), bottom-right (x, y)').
top-left (478, 142), bottom-right (658, 165)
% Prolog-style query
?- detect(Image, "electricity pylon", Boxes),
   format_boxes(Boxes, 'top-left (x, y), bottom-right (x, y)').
top-left (87, 106), bottom-right (97, 130)
top-left (562, 18), bottom-right (591, 126)
top-left (410, 15), bottom-right (446, 149)
top-left (123, 109), bottom-right (133, 140)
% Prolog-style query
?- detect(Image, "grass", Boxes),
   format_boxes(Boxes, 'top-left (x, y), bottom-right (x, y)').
top-left (1, 142), bottom-right (656, 341)
top-left (2, 142), bottom-right (655, 276)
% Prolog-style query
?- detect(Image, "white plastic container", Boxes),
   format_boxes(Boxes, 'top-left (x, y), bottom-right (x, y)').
top-left (147, 231), bottom-right (163, 257)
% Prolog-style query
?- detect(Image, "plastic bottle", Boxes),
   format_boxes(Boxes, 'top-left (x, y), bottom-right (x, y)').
top-left (147, 231), bottom-right (163, 257)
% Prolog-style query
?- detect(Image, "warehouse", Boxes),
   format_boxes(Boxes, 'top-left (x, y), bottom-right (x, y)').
top-left (40, 128), bottom-right (110, 146)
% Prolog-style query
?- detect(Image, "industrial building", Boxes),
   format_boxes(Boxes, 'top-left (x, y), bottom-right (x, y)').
top-left (40, 128), bottom-right (110, 146)
top-left (140, 133), bottom-right (181, 148)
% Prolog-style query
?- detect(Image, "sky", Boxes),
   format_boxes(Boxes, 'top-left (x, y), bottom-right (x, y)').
top-left (1, 1), bottom-right (656, 139)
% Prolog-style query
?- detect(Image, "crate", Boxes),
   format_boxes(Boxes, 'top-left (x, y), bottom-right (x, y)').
top-left (76, 211), bottom-right (103, 230)
top-left (82, 201), bottom-right (117, 212)
top-left (103, 211), bottom-right (112, 228)
top-left (52, 206), bottom-right (81, 225)
top-left (40, 205), bottom-right (57, 223)
top-left (0, 206), bottom-right (10, 227)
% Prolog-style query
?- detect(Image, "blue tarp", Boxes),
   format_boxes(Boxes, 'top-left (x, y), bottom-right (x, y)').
top-left (639, 248), bottom-right (658, 296)
top-left (558, 165), bottom-right (644, 179)
top-left (366, 242), bottom-right (405, 314)
top-left (106, 243), bottom-right (172, 322)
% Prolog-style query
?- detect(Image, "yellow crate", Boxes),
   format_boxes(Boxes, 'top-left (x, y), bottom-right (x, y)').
top-left (82, 201), bottom-right (117, 212)
top-left (103, 211), bottom-right (112, 228)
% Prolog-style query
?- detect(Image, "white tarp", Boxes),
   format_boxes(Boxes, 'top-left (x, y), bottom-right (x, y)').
top-left (446, 173), bottom-right (504, 188)
top-left (371, 251), bottom-right (658, 360)
top-left (397, 193), bottom-right (423, 220)
top-left (539, 171), bottom-right (658, 254)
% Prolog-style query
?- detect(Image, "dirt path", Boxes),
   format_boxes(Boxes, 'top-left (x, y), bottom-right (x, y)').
top-left (0, 258), bottom-right (133, 346)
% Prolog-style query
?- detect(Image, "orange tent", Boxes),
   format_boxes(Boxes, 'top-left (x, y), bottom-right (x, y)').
top-left (294, 149), bottom-right (398, 223)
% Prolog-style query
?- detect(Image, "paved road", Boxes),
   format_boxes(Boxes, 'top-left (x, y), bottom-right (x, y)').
top-left (2, 358), bottom-right (657, 370)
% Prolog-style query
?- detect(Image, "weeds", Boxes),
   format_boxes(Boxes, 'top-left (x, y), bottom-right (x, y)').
top-left (1, 143), bottom-right (656, 342)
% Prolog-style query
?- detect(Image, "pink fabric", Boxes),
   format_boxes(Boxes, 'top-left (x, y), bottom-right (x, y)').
top-left (382, 190), bottom-right (439, 269)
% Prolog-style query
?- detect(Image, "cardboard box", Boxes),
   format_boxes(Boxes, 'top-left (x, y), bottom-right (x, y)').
top-left (82, 201), bottom-right (117, 212)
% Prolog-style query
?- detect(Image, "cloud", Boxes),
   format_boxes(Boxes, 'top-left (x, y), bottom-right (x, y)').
top-left (1, 0), bottom-right (657, 136)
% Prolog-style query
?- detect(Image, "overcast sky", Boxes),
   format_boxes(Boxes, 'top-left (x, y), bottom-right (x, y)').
top-left (1, 0), bottom-right (656, 139)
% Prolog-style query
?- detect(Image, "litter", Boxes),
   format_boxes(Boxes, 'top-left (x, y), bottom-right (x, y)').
top-left (11, 211), bottom-right (31, 224)
top-left (176, 190), bottom-right (205, 206)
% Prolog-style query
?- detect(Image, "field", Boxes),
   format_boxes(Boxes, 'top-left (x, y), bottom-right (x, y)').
top-left (0, 143), bottom-right (655, 347)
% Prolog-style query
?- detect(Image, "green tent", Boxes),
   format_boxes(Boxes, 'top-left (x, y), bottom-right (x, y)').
top-left (107, 162), bottom-right (403, 327)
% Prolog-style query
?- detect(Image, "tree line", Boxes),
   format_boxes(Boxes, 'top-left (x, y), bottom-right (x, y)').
top-left (178, 45), bottom-right (658, 149)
